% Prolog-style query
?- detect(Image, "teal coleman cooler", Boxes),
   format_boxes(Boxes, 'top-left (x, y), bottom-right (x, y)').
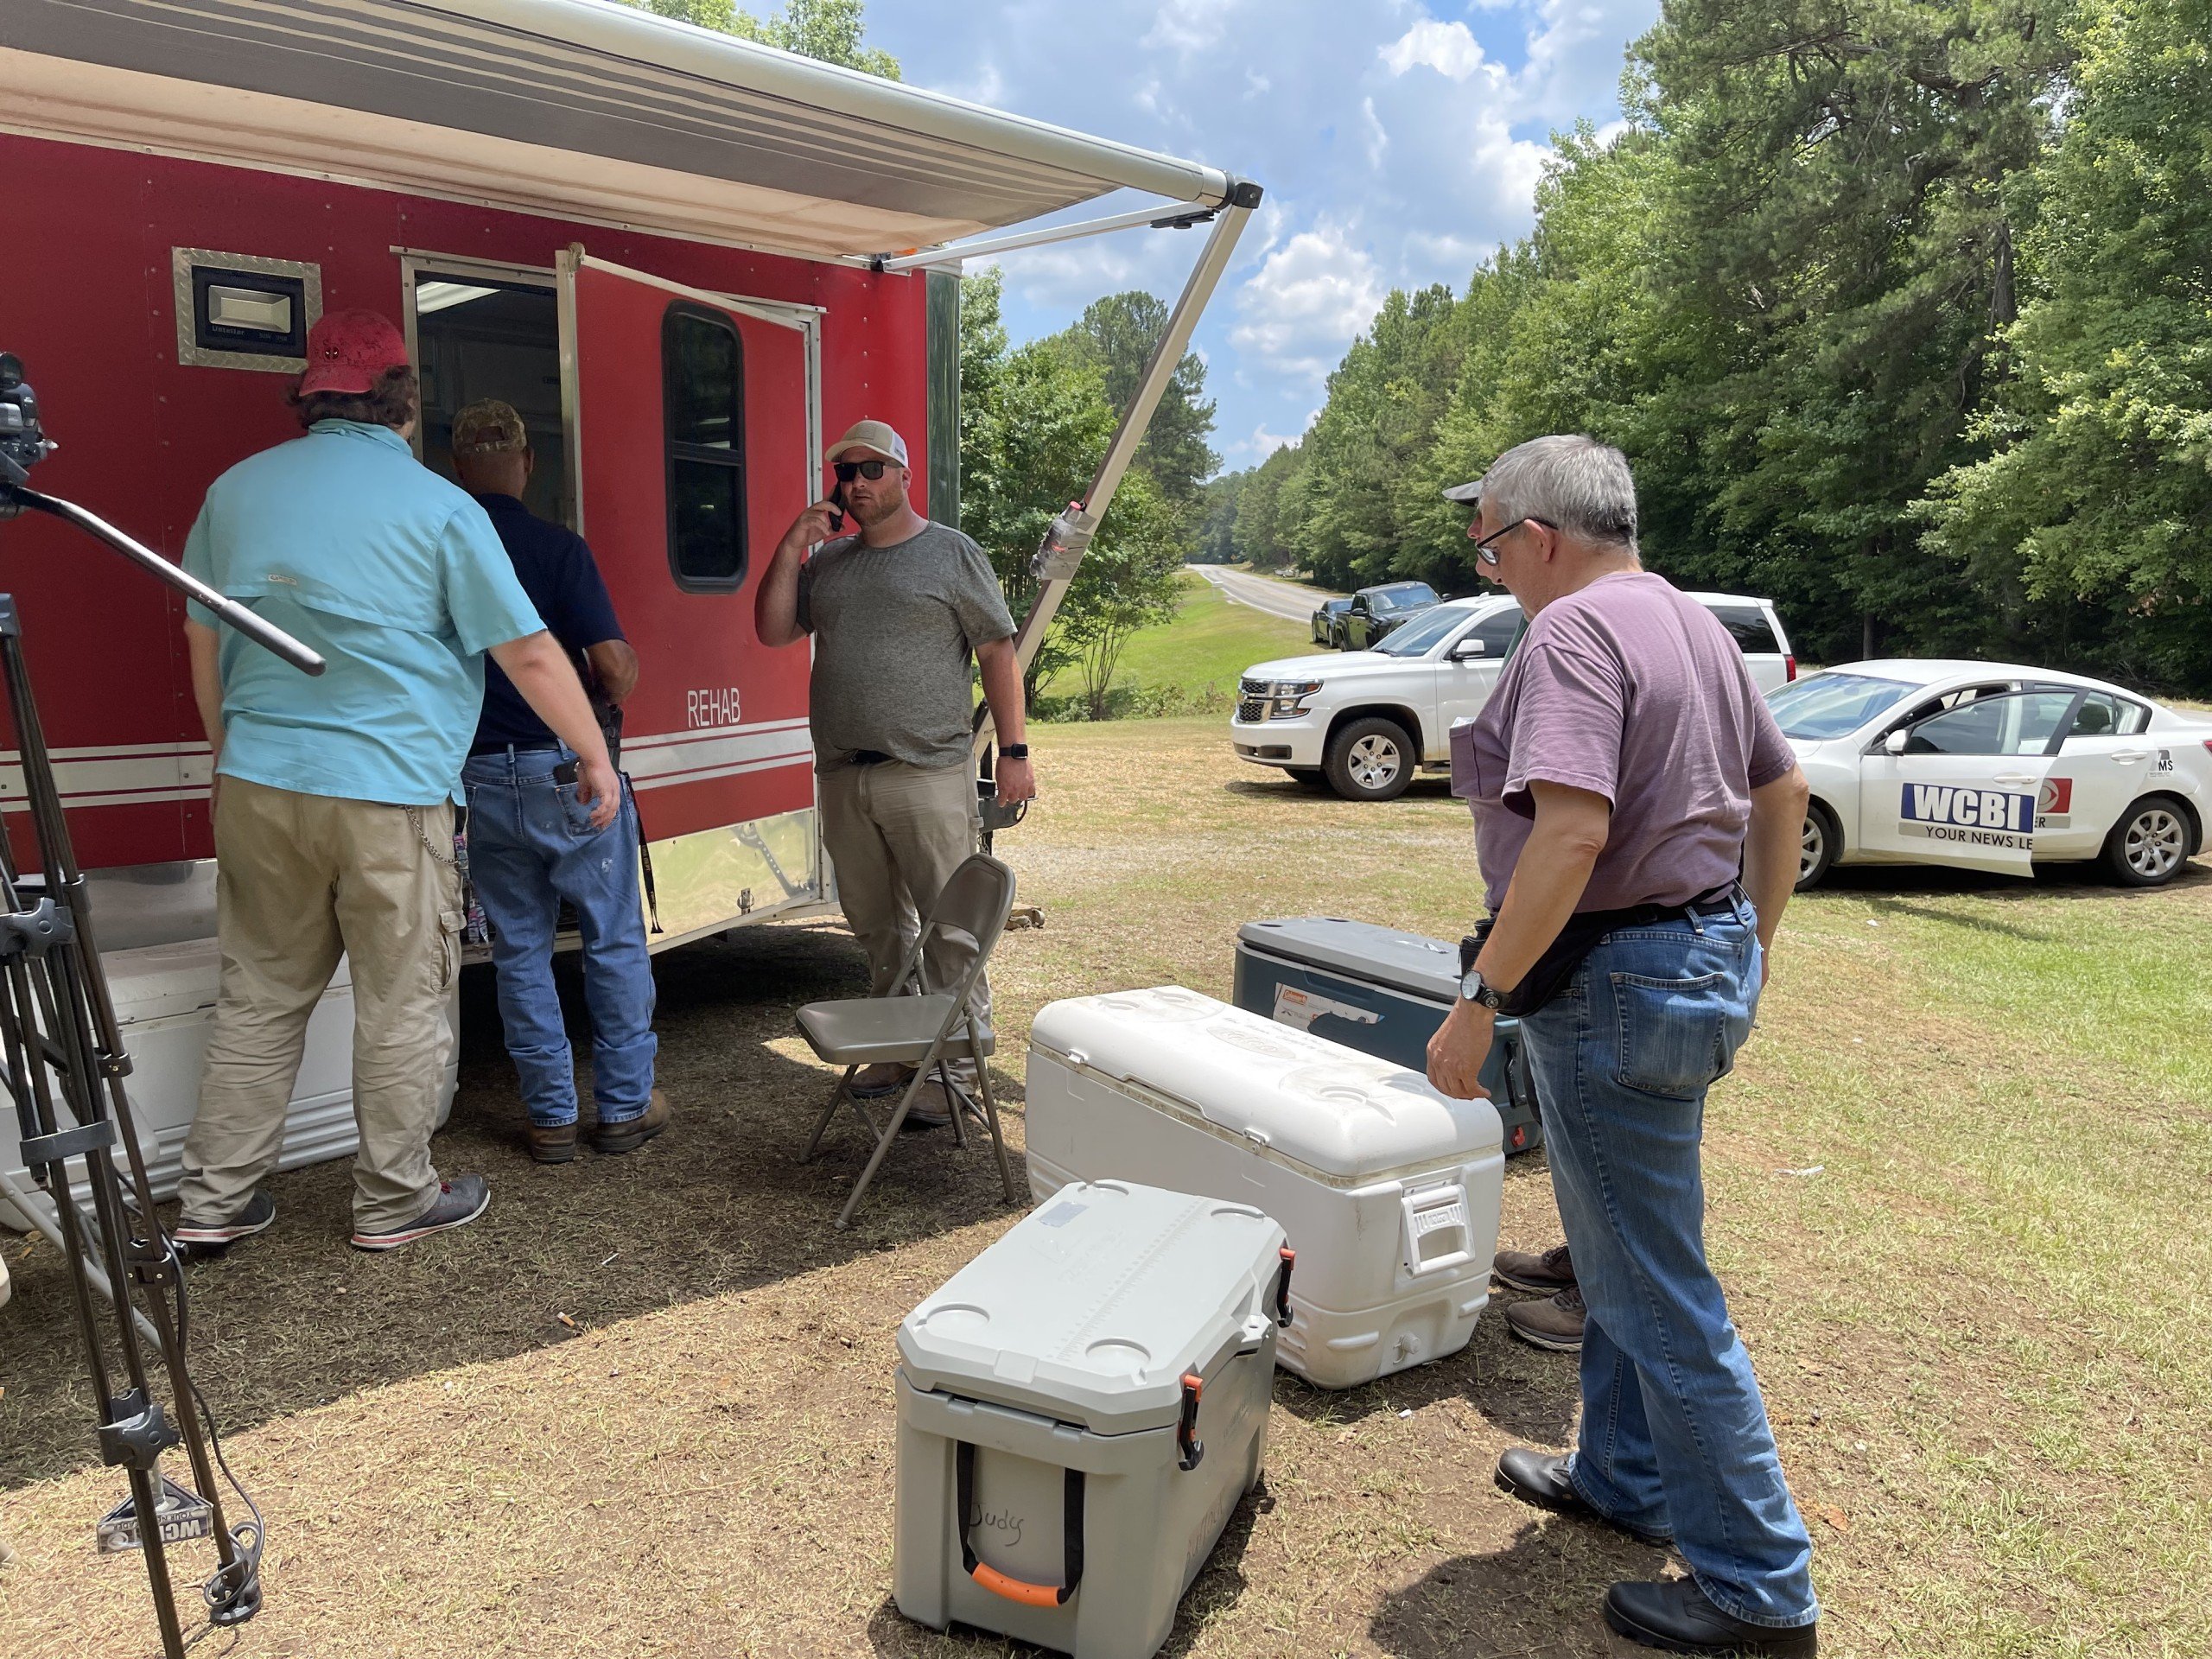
top-left (894, 1181), bottom-right (1290, 1659)
top-left (1233, 917), bottom-right (1543, 1154)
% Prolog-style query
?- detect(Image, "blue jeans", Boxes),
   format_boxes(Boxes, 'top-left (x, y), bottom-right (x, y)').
top-left (1519, 893), bottom-right (1817, 1629)
top-left (461, 747), bottom-right (658, 1128)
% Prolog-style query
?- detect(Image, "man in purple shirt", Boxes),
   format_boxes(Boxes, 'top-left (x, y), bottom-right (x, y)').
top-left (1427, 436), bottom-right (1819, 1656)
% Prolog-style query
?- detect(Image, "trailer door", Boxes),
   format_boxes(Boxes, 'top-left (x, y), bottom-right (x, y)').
top-left (556, 249), bottom-right (823, 944)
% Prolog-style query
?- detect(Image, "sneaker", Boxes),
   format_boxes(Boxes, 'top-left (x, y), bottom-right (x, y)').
top-left (351, 1175), bottom-right (490, 1252)
top-left (526, 1122), bottom-right (578, 1165)
top-left (850, 1064), bottom-right (914, 1099)
top-left (591, 1089), bottom-right (670, 1155)
top-left (173, 1190), bottom-right (276, 1254)
top-left (1494, 1243), bottom-right (1575, 1294)
top-left (1504, 1284), bottom-right (1586, 1352)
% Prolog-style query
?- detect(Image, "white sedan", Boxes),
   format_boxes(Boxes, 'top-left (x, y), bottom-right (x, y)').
top-left (1777, 660), bottom-right (2212, 889)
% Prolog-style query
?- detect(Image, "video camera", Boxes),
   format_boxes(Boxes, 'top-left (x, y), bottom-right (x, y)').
top-left (0, 352), bottom-right (55, 495)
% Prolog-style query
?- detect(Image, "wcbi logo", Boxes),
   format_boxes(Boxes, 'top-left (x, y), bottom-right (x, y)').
top-left (1900, 784), bottom-right (2035, 849)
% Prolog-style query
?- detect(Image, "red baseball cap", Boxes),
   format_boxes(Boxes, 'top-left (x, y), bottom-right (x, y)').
top-left (299, 308), bottom-right (410, 395)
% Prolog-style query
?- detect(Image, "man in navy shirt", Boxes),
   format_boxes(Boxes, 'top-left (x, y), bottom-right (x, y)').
top-left (451, 399), bottom-right (665, 1164)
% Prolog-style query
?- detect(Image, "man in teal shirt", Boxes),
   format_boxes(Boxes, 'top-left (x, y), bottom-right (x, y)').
top-left (172, 308), bottom-right (620, 1255)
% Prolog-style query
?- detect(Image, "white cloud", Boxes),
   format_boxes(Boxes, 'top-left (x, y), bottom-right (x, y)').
top-left (1230, 224), bottom-right (1389, 384)
top-left (874, 0), bottom-right (1657, 474)
top-left (1360, 97), bottom-right (1389, 169)
top-left (1224, 422), bottom-right (1308, 464)
top-left (1141, 0), bottom-right (1244, 55)
top-left (1379, 18), bottom-right (1489, 81)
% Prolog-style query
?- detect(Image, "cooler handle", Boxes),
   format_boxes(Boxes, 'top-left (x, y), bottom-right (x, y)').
top-left (1273, 1247), bottom-right (1296, 1327)
top-left (1176, 1372), bottom-right (1206, 1471)
top-left (956, 1440), bottom-right (1084, 1607)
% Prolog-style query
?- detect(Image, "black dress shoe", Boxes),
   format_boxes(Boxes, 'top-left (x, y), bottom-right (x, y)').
top-left (1605, 1579), bottom-right (1817, 1656)
top-left (1494, 1448), bottom-right (1673, 1547)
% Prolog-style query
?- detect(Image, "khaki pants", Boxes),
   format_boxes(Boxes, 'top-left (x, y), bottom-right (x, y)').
top-left (178, 779), bottom-right (462, 1233)
top-left (817, 760), bottom-right (987, 1043)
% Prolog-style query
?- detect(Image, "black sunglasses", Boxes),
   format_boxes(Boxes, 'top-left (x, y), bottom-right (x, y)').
top-left (833, 458), bottom-right (895, 482)
top-left (1467, 514), bottom-right (1554, 566)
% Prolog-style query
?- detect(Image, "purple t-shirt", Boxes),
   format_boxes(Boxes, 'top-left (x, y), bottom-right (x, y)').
top-left (1457, 572), bottom-right (1796, 912)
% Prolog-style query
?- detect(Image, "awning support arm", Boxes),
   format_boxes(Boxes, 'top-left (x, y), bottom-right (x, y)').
top-left (875, 200), bottom-right (1224, 274)
top-left (973, 179), bottom-right (1262, 759)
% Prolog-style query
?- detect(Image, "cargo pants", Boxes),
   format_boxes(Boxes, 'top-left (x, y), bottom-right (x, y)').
top-left (177, 778), bottom-right (461, 1234)
top-left (817, 759), bottom-right (988, 1039)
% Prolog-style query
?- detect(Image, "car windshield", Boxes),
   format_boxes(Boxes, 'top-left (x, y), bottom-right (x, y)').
top-left (1375, 604), bottom-right (1476, 657)
top-left (1764, 671), bottom-right (1917, 739)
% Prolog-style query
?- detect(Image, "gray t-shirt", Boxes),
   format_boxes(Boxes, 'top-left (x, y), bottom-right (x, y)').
top-left (1457, 571), bottom-right (1796, 912)
top-left (795, 520), bottom-right (1016, 769)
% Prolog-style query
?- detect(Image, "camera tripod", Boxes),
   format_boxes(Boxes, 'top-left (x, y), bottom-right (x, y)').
top-left (0, 352), bottom-right (321, 1656)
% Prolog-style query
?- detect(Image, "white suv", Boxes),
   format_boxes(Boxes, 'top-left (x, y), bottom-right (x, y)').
top-left (1231, 589), bottom-right (1796, 800)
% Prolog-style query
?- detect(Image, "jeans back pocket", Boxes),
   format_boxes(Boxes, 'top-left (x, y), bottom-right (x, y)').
top-left (1611, 970), bottom-right (1750, 1099)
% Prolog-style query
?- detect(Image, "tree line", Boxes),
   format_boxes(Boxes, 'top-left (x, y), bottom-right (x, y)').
top-left (1202, 0), bottom-right (2212, 690)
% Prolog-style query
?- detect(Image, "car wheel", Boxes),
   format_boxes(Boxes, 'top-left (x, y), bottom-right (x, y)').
top-left (1796, 801), bottom-right (1840, 892)
top-left (2101, 794), bottom-right (2195, 887)
top-left (1324, 716), bottom-right (1414, 802)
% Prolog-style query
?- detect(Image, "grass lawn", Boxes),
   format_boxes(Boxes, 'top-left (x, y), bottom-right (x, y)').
top-left (1037, 569), bottom-right (1315, 708)
top-left (3, 720), bottom-right (2209, 1656)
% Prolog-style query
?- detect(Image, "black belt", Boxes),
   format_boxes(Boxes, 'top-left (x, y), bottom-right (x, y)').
top-left (849, 749), bottom-right (893, 766)
top-left (469, 740), bottom-right (561, 757)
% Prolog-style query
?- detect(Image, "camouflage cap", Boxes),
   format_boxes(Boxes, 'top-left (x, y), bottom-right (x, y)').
top-left (451, 397), bottom-right (528, 455)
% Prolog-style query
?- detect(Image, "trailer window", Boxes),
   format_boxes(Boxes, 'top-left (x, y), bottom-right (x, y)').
top-left (663, 302), bottom-right (747, 590)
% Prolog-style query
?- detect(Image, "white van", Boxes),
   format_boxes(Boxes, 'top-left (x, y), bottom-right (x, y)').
top-left (1231, 590), bottom-right (1796, 800)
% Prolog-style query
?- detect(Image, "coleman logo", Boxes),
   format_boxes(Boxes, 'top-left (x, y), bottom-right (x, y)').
top-left (1901, 784), bottom-right (2034, 849)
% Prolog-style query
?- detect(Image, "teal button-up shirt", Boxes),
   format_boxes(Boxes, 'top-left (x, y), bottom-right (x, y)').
top-left (183, 421), bottom-right (544, 805)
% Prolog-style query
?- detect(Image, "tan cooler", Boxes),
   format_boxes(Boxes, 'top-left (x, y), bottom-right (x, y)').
top-left (893, 1180), bottom-right (1291, 1658)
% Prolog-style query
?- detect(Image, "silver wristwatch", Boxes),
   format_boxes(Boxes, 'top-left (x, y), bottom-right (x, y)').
top-left (1459, 968), bottom-right (1507, 1011)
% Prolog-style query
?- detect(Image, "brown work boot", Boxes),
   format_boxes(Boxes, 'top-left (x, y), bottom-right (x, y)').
top-left (526, 1122), bottom-right (578, 1165)
top-left (895, 1077), bottom-right (957, 1131)
top-left (850, 1063), bottom-right (914, 1099)
top-left (592, 1089), bottom-right (670, 1155)
top-left (1494, 1243), bottom-right (1576, 1294)
top-left (1504, 1285), bottom-right (1586, 1352)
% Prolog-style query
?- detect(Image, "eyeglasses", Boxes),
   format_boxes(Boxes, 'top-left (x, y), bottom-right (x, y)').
top-left (833, 458), bottom-right (894, 482)
top-left (1467, 514), bottom-right (1552, 566)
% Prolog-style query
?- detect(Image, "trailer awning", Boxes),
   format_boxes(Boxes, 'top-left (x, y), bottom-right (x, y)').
top-left (0, 0), bottom-right (1236, 259)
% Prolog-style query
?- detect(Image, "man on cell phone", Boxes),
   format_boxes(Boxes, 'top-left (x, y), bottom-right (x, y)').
top-left (755, 420), bottom-right (1033, 1128)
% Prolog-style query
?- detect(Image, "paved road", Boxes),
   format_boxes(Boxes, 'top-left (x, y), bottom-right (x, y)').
top-left (1190, 563), bottom-right (1337, 624)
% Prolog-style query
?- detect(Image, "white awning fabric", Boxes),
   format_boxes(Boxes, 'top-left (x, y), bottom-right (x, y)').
top-left (0, 0), bottom-right (1239, 259)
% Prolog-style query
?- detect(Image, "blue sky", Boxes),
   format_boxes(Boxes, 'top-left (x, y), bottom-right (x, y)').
top-left (867, 0), bottom-right (1661, 474)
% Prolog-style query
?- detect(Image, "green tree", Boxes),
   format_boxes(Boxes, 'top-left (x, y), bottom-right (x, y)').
top-left (1925, 0), bottom-right (2212, 686)
top-left (1195, 470), bottom-right (1245, 563)
top-left (1058, 470), bottom-right (1188, 719)
top-left (1051, 292), bottom-right (1219, 508)
top-left (615, 0), bottom-right (900, 78)
top-left (1622, 0), bottom-right (2075, 661)
top-left (1230, 442), bottom-right (1306, 571)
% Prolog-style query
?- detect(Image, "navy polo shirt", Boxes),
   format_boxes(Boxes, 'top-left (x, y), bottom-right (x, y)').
top-left (468, 493), bottom-right (626, 749)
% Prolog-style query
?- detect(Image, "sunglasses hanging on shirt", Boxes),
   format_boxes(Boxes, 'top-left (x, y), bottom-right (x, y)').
top-left (833, 458), bottom-right (894, 482)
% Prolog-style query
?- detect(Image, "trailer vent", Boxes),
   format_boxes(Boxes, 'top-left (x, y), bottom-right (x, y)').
top-left (173, 249), bottom-right (321, 373)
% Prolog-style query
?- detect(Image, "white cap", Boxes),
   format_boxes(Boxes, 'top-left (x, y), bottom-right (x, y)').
top-left (824, 419), bottom-right (908, 467)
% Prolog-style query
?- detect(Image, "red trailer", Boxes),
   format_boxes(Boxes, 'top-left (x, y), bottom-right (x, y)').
top-left (0, 0), bottom-right (1256, 1210)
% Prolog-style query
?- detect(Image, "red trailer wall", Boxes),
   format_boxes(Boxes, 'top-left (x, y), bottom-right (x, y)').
top-left (0, 133), bottom-right (929, 870)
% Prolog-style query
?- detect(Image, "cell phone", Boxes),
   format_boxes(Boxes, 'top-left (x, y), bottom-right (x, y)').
top-left (828, 482), bottom-right (846, 534)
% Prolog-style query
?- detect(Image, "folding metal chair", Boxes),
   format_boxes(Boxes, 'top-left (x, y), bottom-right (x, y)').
top-left (796, 852), bottom-right (1022, 1230)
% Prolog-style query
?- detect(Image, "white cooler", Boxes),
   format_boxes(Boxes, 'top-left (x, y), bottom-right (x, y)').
top-left (0, 937), bottom-right (460, 1229)
top-left (895, 1180), bottom-right (1289, 1659)
top-left (1027, 986), bottom-right (1504, 1390)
